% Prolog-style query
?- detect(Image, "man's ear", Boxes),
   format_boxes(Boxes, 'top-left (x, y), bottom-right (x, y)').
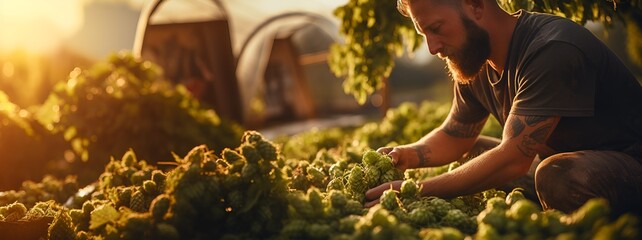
top-left (463, 0), bottom-right (485, 19)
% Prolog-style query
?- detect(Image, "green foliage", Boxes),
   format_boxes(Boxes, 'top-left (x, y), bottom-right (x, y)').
top-left (0, 91), bottom-right (65, 190)
top-left (498, 0), bottom-right (642, 26)
top-left (35, 52), bottom-right (243, 182)
top-left (0, 129), bottom-right (639, 239)
top-left (329, 0), bottom-right (422, 104)
top-left (332, 0), bottom-right (642, 102)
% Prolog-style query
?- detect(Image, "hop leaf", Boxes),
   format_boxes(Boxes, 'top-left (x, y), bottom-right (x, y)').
top-left (89, 204), bottom-right (120, 230)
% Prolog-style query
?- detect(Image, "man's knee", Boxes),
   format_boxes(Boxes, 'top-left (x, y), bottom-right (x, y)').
top-left (535, 152), bottom-right (588, 213)
top-left (535, 150), bottom-right (642, 216)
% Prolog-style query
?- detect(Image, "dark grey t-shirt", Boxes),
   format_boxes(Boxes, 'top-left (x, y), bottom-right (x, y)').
top-left (451, 11), bottom-right (642, 153)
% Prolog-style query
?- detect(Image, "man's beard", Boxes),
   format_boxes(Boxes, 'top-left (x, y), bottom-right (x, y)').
top-left (444, 15), bottom-right (491, 84)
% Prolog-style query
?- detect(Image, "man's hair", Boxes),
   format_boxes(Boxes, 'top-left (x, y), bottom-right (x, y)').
top-left (397, 0), bottom-right (463, 17)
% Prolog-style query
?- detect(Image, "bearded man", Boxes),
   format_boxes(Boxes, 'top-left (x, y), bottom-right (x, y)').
top-left (365, 0), bottom-right (642, 216)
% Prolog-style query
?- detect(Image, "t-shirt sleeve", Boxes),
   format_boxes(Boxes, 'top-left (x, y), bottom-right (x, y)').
top-left (511, 41), bottom-right (596, 116)
top-left (451, 79), bottom-right (490, 123)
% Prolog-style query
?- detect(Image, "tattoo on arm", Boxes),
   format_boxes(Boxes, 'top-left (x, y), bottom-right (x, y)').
top-left (525, 116), bottom-right (547, 126)
top-left (508, 118), bottom-right (525, 139)
top-left (414, 146), bottom-right (431, 167)
top-left (442, 118), bottom-right (486, 138)
top-left (505, 115), bottom-right (558, 157)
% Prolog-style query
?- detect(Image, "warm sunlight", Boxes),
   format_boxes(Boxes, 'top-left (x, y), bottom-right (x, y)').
top-left (0, 0), bottom-right (85, 53)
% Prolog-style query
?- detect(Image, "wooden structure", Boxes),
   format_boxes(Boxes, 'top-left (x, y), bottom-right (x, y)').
top-left (133, 0), bottom-right (243, 123)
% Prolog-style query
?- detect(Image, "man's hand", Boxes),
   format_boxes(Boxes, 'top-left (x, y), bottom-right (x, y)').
top-left (376, 145), bottom-right (426, 171)
top-left (363, 180), bottom-right (404, 207)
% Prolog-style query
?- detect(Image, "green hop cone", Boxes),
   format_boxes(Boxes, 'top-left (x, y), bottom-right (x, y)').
top-left (243, 130), bottom-right (263, 144)
top-left (222, 148), bottom-right (244, 163)
top-left (130, 190), bottom-right (146, 212)
top-left (326, 178), bottom-right (345, 192)
top-left (571, 198), bottom-right (610, 231)
top-left (364, 167), bottom-right (381, 188)
top-left (485, 197), bottom-right (508, 210)
top-left (0, 202), bottom-right (27, 222)
top-left (505, 188), bottom-right (526, 206)
top-left (306, 223), bottom-right (332, 239)
top-left (241, 163), bottom-right (259, 179)
top-left (156, 223), bottom-right (180, 240)
top-left (441, 209), bottom-right (476, 234)
top-left (329, 190), bottom-right (348, 209)
top-left (69, 209), bottom-right (84, 225)
top-left (281, 219), bottom-right (307, 238)
top-left (241, 144), bottom-right (263, 163)
top-left (307, 188), bottom-right (324, 212)
top-left (150, 194), bottom-right (171, 221)
top-left (422, 227), bottom-right (465, 240)
top-left (306, 167), bottom-right (326, 186)
top-left (82, 201), bottom-right (96, 216)
top-left (429, 198), bottom-right (453, 219)
top-left (48, 211), bottom-right (76, 240)
top-left (117, 187), bottom-right (133, 207)
top-left (343, 199), bottom-right (364, 215)
top-left (121, 149), bottom-right (137, 168)
top-left (409, 207), bottom-right (437, 226)
top-left (142, 180), bottom-right (158, 195)
top-left (256, 140), bottom-right (278, 161)
top-left (380, 169), bottom-right (401, 184)
top-left (541, 209), bottom-right (568, 235)
top-left (123, 213), bottom-right (153, 233)
top-left (400, 180), bottom-right (419, 199)
top-left (477, 208), bottom-right (508, 231)
top-left (362, 150), bottom-right (380, 166)
top-left (151, 170), bottom-right (166, 190)
top-left (184, 145), bottom-right (208, 165)
top-left (508, 199), bottom-right (540, 222)
top-left (376, 157), bottom-right (394, 175)
top-left (380, 189), bottom-right (400, 210)
top-left (202, 160), bottom-right (217, 172)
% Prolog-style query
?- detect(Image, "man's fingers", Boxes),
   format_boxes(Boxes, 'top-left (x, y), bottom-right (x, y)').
top-left (388, 148), bottom-right (400, 165)
top-left (376, 147), bottom-right (393, 155)
top-left (364, 199), bottom-right (380, 208)
top-left (365, 183), bottom-right (388, 201)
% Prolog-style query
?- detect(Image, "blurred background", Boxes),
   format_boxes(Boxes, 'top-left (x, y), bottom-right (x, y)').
top-left (0, 0), bottom-right (640, 190)
top-left (0, 0), bottom-right (639, 120)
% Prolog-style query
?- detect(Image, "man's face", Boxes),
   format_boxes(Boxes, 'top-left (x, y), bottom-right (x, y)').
top-left (409, 0), bottom-right (491, 83)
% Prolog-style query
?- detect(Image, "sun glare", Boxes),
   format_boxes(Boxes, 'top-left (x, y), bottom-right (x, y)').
top-left (0, 0), bottom-right (85, 53)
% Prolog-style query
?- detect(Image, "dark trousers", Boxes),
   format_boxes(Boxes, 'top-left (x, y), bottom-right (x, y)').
top-left (464, 137), bottom-right (642, 216)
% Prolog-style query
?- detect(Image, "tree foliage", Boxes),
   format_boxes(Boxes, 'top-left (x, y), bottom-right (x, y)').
top-left (329, 0), bottom-right (642, 103)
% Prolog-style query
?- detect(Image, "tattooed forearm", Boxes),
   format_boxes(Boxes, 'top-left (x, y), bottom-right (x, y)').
top-left (517, 124), bottom-right (553, 156)
top-left (529, 124), bottom-right (552, 142)
top-left (508, 118), bottom-right (525, 139)
top-left (505, 115), bottom-right (558, 158)
top-left (442, 118), bottom-right (486, 138)
top-left (414, 145), bottom-right (431, 167)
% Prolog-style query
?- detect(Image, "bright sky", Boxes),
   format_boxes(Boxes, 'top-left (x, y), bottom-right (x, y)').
top-left (0, 0), bottom-right (87, 53)
top-left (0, 0), bottom-right (346, 55)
